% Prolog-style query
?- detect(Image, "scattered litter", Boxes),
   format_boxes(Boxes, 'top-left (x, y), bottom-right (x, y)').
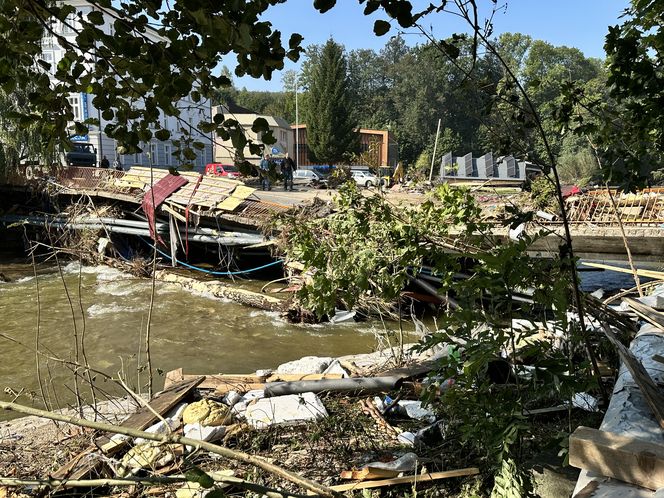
top-left (245, 392), bottom-right (328, 428)
top-left (329, 309), bottom-right (356, 324)
top-left (184, 422), bottom-right (226, 443)
top-left (572, 392), bottom-right (600, 412)
top-left (397, 432), bottom-right (416, 446)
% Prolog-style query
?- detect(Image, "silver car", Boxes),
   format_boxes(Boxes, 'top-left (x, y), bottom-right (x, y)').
top-left (293, 169), bottom-right (327, 188)
top-left (351, 170), bottom-right (379, 188)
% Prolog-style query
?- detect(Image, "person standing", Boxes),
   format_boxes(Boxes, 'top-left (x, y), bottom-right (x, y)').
top-left (113, 156), bottom-right (123, 171)
top-left (100, 155), bottom-right (110, 168)
top-left (259, 155), bottom-right (271, 191)
top-left (281, 155), bottom-right (296, 191)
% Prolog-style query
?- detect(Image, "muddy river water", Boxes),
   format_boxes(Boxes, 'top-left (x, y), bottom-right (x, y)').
top-left (0, 261), bottom-right (405, 419)
top-left (0, 257), bottom-right (656, 420)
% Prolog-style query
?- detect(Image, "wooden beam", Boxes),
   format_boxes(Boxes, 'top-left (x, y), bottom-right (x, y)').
top-left (624, 298), bottom-right (664, 332)
top-left (326, 468), bottom-right (480, 492)
top-left (52, 377), bottom-right (203, 480)
top-left (581, 262), bottom-right (664, 280)
top-left (569, 426), bottom-right (664, 490)
top-left (163, 370), bottom-right (344, 393)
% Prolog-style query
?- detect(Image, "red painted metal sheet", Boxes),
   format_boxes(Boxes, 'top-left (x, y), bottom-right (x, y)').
top-left (142, 174), bottom-right (188, 244)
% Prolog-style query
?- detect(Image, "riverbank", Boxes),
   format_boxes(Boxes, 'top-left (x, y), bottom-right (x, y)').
top-left (0, 346), bottom-right (591, 498)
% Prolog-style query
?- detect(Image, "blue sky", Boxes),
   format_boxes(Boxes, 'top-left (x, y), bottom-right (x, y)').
top-left (232, 0), bottom-right (630, 92)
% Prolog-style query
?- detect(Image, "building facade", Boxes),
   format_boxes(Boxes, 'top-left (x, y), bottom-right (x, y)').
top-left (291, 125), bottom-right (398, 169)
top-left (42, 0), bottom-right (213, 171)
top-left (212, 103), bottom-right (292, 166)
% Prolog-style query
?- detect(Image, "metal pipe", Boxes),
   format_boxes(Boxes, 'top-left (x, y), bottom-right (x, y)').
top-left (1, 216), bottom-right (263, 246)
top-left (264, 376), bottom-right (403, 397)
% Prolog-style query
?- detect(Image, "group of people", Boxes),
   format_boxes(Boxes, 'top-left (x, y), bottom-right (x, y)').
top-left (100, 155), bottom-right (123, 171)
top-left (259, 154), bottom-right (296, 191)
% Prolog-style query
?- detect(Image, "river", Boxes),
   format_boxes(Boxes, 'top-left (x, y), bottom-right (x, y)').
top-left (0, 261), bottom-right (402, 419)
top-left (1, 258), bottom-right (659, 420)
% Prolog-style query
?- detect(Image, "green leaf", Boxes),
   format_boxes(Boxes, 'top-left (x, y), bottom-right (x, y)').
top-left (373, 20), bottom-right (391, 36)
top-left (87, 10), bottom-right (105, 26)
top-left (184, 467), bottom-right (215, 489)
top-left (313, 0), bottom-right (336, 13)
top-left (155, 129), bottom-right (170, 141)
top-left (251, 117), bottom-right (269, 133)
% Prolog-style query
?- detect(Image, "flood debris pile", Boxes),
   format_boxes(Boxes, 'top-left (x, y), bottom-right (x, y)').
top-left (0, 347), bottom-right (487, 497)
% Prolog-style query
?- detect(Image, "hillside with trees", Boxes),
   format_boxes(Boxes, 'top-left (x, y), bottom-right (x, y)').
top-left (226, 33), bottom-right (615, 185)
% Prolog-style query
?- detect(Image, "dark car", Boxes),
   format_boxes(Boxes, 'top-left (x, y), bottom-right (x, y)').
top-left (65, 143), bottom-right (97, 167)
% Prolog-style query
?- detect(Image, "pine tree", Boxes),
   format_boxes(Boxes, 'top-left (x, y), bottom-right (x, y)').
top-left (305, 39), bottom-right (358, 165)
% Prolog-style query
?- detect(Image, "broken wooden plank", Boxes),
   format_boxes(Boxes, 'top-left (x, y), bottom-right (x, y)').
top-left (624, 298), bottom-right (664, 332)
top-left (340, 467), bottom-right (401, 481)
top-left (328, 468), bottom-right (480, 492)
top-left (569, 426), bottom-right (664, 490)
top-left (582, 262), bottom-right (664, 281)
top-left (52, 377), bottom-right (203, 480)
top-left (163, 370), bottom-right (344, 391)
top-left (601, 324), bottom-right (664, 429)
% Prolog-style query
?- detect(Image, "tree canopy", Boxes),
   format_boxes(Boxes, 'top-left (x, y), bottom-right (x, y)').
top-left (304, 39), bottom-right (358, 165)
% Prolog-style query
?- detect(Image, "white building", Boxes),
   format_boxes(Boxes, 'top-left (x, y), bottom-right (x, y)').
top-left (212, 103), bottom-right (292, 165)
top-left (41, 0), bottom-right (213, 171)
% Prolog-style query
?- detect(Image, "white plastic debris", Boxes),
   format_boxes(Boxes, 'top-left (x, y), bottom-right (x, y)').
top-left (397, 432), bottom-right (416, 446)
top-left (509, 223), bottom-right (526, 241)
top-left (322, 359), bottom-right (350, 377)
top-left (255, 369), bottom-right (273, 377)
top-left (184, 422), bottom-right (226, 443)
top-left (276, 356), bottom-right (333, 374)
top-left (134, 418), bottom-right (179, 444)
top-left (165, 402), bottom-right (188, 422)
top-left (245, 392), bottom-right (328, 428)
top-left (329, 309), bottom-right (356, 324)
top-left (366, 452), bottom-right (418, 472)
top-left (398, 400), bottom-right (436, 423)
top-left (572, 392), bottom-right (600, 412)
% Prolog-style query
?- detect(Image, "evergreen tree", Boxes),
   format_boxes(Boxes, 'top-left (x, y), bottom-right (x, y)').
top-left (305, 39), bottom-right (358, 165)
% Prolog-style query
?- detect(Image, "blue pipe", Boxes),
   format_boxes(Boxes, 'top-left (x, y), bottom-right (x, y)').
top-left (140, 237), bottom-right (282, 276)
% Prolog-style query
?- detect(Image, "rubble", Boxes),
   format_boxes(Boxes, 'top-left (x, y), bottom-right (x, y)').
top-left (245, 392), bottom-right (328, 428)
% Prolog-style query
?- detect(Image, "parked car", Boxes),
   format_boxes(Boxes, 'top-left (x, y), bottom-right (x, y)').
top-left (293, 169), bottom-right (327, 188)
top-left (205, 163), bottom-right (240, 178)
top-left (351, 170), bottom-right (379, 188)
top-left (65, 143), bottom-right (97, 167)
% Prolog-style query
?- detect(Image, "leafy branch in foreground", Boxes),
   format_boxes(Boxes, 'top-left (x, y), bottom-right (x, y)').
top-left (277, 184), bottom-right (593, 495)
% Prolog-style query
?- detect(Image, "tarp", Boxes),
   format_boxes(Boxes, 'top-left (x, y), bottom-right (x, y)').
top-left (141, 174), bottom-right (188, 245)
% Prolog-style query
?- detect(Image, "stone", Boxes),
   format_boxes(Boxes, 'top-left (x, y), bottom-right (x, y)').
top-left (182, 399), bottom-right (232, 426)
top-left (246, 392), bottom-right (328, 429)
top-left (184, 422), bottom-right (226, 443)
top-left (134, 418), bottom-right (178, 444)
top-left (276, 356), bottom-right (334, 375)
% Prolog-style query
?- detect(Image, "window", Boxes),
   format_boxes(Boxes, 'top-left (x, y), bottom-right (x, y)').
top-left (61, 14), bottom-right (76, 35)
top-left (150, 142), bottom-right (157, 164)
top-left (280, 130), bottom-right (287, 142)
top-left (164, 144), bottom-right (171, 166)
top-left (162, 116), bottom-right (169, 131)
top-left (67, 94), bottom-right (81, 121)
top-left (134, 152), bottom-right (141, 164)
